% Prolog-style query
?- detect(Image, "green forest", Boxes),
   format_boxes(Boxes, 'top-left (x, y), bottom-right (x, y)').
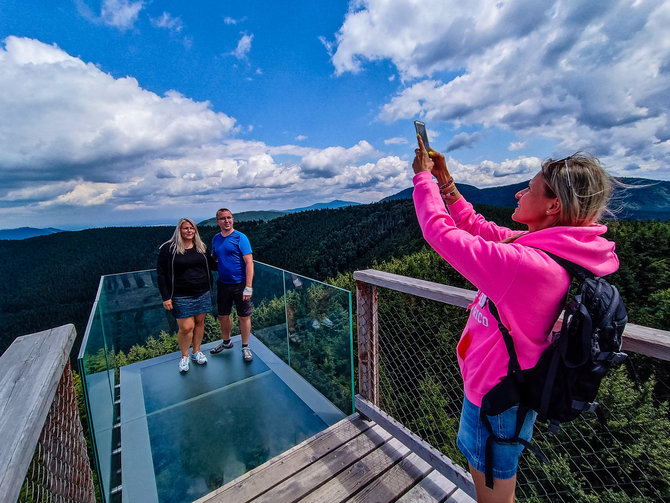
top-left (3, 197), bottom-right (667, 355)
top-left (2, 197), bottom-right (670, 502)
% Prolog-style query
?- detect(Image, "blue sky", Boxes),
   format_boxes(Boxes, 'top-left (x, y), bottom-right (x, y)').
top-left (1, 0), bottom-right (669, 229)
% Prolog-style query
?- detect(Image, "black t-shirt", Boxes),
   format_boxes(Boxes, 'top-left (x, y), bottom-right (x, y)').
top-left (173, 247), bottom-right (210, 297)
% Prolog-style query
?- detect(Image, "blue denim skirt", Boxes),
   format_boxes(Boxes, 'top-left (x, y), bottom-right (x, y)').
top-left (456, 396), bottom-right (537, 479)
top-left (171, 291), bottom-right (212, 319)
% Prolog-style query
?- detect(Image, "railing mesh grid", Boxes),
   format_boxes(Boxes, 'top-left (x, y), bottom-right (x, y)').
top-left (374, 286), bottom-right (669, 502)
top-left (18, 360), bottom-right (96, 503)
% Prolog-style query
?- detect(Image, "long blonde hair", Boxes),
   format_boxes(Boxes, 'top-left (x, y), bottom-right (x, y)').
top-left (167, 218), bottom-right (207, 254)
top-left (541, 152), bottom-right (613, 226)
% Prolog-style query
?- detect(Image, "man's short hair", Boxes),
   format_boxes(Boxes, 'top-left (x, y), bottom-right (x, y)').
top-left (216, 208), bottom-right (232, 217)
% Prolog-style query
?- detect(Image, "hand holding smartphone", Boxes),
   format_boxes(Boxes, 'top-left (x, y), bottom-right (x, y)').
top-left (414, 120), bottom-right (431, 152)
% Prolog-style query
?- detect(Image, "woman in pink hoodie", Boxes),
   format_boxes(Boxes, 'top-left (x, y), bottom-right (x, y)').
top-left (412, 137), bottom-right (619, 503)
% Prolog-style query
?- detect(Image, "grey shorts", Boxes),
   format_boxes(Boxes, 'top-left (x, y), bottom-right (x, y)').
top-left (216, 281), bottom-right (253, 317)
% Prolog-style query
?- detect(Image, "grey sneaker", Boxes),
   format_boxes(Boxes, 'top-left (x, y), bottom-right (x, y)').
top-left (191, 351), bottom-right (207, 365)
top-left (242, 346), bottom-right (253, 362)
top-left (210, 339), bottom-right (233, 354)
top-left (178, 356), bottom-right (190, 373)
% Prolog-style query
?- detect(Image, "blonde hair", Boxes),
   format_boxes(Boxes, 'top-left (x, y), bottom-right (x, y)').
top-left (167, 218), bottom-right (207, 254)
top-left (541, 152), bottom-right (613, 226)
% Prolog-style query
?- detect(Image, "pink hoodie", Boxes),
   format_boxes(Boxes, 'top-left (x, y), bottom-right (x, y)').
top-left (412, 171), bottom-right (620, 407)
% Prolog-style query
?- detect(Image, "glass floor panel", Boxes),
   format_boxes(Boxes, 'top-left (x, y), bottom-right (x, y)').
top-left (120, 335), bottom-right (346, 503)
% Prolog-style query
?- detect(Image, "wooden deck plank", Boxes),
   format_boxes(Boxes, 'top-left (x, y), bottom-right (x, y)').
top-left (396, 470), bottom-right (459, 503)
top-left (348, 451), bottom-right (434, 503)
top-left (196, 414), bottom-right (475, 503)
top-left (195, 415), bottom-right (373, 503)
top-left (355, 396), bottom-right (476, 500)
top-left (249, 424), bottom-right (392, 503)
top-left (297, 438), bottom-right (410, 503)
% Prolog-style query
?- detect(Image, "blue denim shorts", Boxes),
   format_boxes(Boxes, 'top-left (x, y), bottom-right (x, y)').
top-left (172, 291), bottom-right (212, 319)
top-left (456, 396), bottom-right (537, 479)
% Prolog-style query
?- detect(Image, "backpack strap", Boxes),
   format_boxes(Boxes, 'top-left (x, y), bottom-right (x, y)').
top-left (480, 405), bottom-right (547, 488)
top-left (538, 250), bottom-right (594, 281)
top-left (487, 300), bottom-right (522, 376)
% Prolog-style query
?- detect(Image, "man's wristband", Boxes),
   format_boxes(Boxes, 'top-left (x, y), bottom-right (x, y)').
top-left (243, 286), bottom-right (253, 296)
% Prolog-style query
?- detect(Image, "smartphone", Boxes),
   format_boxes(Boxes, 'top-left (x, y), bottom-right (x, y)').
top-left (414, 120), bottom-right (431, 151)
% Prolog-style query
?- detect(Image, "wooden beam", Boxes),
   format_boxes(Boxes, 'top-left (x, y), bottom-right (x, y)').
top-left (621, 323), bottom-right (670, 362)
top-left (353, 269), bottom-right (670, 361)
top-left (0, 324), bottom-right (77, 503)
top-left (355, 395), bottom-right (477, 501)
top-left (354, 269), bottom-right (475, 308)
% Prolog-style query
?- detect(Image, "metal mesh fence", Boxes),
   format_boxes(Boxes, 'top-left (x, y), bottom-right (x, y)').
top-left (373, 286), bottom-right (670, 503)
top-left (18, 360), bottom-right (96, 503)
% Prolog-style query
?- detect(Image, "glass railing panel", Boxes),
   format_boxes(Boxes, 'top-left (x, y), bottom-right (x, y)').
top-left (100, 270), bottom-right (176, 356)
top-left (77, 282), bottom-right (115, 503)
top-left (244, 261), bottom-right (289, 363)
top-left (282, 271), bottom-right (354, 414)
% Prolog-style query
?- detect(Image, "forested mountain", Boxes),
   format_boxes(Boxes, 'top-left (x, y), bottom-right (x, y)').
top-left (0, 226), bottom-right (63, 240)
top-left (385, 177), bottom-right (670, 221)
top-left (198, 200), bottom-right (359, 226)
top-left (0, 198), bottom-right (668, 357)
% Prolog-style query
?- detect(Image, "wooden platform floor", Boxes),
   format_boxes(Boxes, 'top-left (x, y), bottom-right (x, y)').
top-left (195, 413), bottom-right (475, 503)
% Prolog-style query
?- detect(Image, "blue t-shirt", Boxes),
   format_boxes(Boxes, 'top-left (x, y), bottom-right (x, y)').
top-left (212, 230), bottom-right (252, 284)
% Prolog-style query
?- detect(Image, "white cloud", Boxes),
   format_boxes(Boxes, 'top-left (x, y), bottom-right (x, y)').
top-left (0, 37), bottom-right (417, 227)
top-left (231, 33), bottom-right (253, 59)
top-left (45, 181), bottom-right (121, 207)
top-left (301, 141), bottom-right (375, 176)
top-left (100, 0), bottom-right (144, 30)
top-left (331, 0), bottom-right (670, 179)
top-left (224, 16), bottom-right (246, 25)
top-left (446, 156), bottom-right (542, 188)
top-left (384, 137), bottom-right (407, 145)
top-left (151, 12), bottom-right (183, 34)
top-left (0, 37), bottom-right (235, 184)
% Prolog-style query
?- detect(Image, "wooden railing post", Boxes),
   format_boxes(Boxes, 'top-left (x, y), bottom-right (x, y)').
top-left (356, 279), bottom-right (379, 405)
top-left (0, 325), bottom-right (96, 503)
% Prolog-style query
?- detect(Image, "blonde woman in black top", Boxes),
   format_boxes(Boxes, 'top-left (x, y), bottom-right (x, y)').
top-left (157, 218), bottom-right (215, 373)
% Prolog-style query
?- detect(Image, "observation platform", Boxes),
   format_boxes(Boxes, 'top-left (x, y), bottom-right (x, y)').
top-left (8, 263), bottom-right (668, 502)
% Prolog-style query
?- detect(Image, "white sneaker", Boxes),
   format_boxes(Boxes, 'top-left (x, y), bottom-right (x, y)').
top-left (191, 351), bottom-right (208, 365)
top-left (178, 356), bottom-right (190, 373)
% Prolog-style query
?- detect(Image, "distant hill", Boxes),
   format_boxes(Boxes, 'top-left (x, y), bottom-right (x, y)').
top-left (383, 177), bottom-right (670, 221)
top-left (198, 200), bottom-right (359, 226)
top-left (199, 210), bottom-right (287, 227)
top-left (0, 227), bottom-right (63, 240)
top-left (283, 200), bottom-right (359, 213)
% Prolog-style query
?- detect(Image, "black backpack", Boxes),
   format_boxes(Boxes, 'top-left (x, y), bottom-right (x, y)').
top-left (479, 251), bottom-right (628, 488)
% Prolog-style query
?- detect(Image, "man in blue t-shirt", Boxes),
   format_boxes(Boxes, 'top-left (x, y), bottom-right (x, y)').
top-left (210, 208), bottom-right (255, 362)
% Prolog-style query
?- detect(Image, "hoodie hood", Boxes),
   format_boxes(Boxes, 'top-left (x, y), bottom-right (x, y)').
top-left (515, 224), bottom-right (618, 277)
